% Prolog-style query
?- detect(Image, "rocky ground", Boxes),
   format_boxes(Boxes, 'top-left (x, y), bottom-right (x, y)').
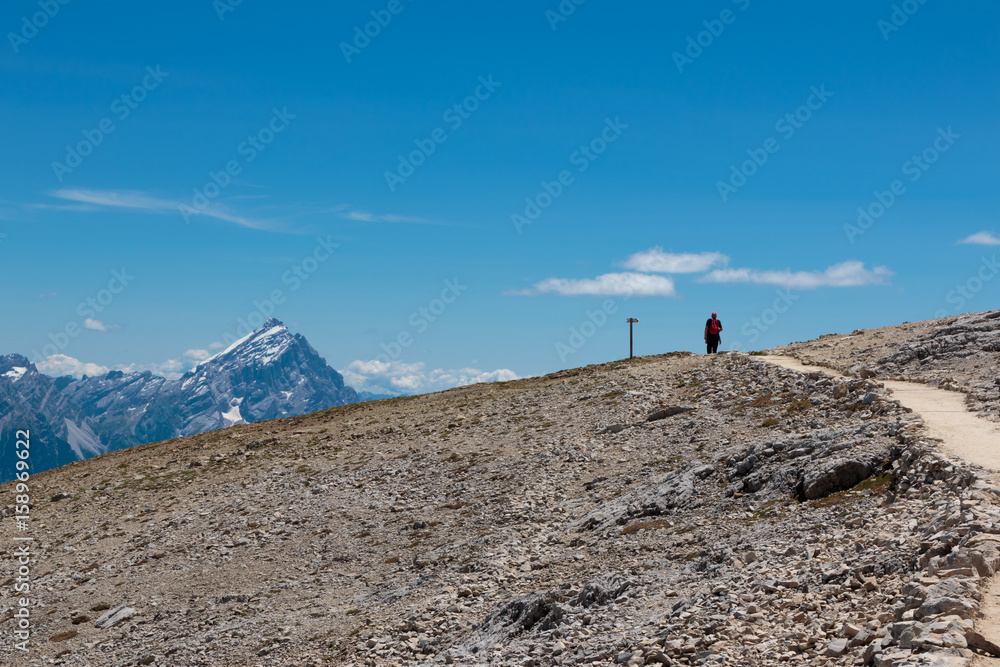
top-left (4, 315), bottom-right (1000, 665)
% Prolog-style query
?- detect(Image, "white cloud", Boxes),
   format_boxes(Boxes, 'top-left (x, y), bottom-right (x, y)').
top-left (37, 353), bottom-right (194, 380)
top-left (621, 248), bottom-right (729, 274)
top-left (114, 358), bottom-right (187, 380)
top-left (508, 272), bottom-right (677, 297)
top-left (341, 360), bottom-right (519, 396)
top-left (184, 348), bottom-right (212, 362)
top-left (153, 359), bottom-right (186, 376)
top-left (339, 209), bottom-right (442, 225)
top-left (37, 354), bottom-right (110, 378)
top-left (54, 188), bottom-right (178, 212)
top-left (698, 261), bottom-right (893, 290)
top-left (82, 318), bottom-right (121, 332)
top-left (958, 231), bottom-right (1000, 246)
top-left (49, 188), bottom-right (269, 230)
top-left (208, 341), bottom-right (225, 350)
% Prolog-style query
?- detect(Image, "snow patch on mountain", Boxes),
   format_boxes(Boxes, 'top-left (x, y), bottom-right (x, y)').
top-left (197, 329), bottom-right (256, 367)
top-left (63, 419), bottom-right (106, 459)
top-left (221, 398), bottom-right (245, 427)
top-left (3, 366), bottom-right (26, 382)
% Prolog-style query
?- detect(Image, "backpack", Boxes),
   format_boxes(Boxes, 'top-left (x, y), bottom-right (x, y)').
top-left (708, 318), bottom-right (722, 335)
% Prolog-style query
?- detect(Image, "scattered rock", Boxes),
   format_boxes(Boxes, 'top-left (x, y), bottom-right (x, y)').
top-left (94, 604), bottom-right (135, 629)
top-left (646, 406), bottom-right (695, 422)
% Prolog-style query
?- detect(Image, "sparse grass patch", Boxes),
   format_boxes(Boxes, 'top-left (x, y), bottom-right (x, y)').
top-left (761, 418), bottom-right (781, 428)
top-left (742, 498), bottom-right (791, 523)
top-left (784, 399), bottom-right (812, 414)
top-left (621, 519), bottom-right (672, 535)
top-left (749, 393), bottom-right (776, 408)
top-left (853, 473), bottom-right (891, 494)
top-left (808, 474), bottom-right (892, 508)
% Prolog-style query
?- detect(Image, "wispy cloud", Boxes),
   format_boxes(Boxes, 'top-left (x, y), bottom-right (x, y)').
top-left (338, 208), bottom-right (448, 226)
top-left (53, 188), bottom-right (177, 211)
top-left (698, 261), bottom-right (893, 290)
top-left (621, 248), bottom-right (729, 274)
top-left (341, 359), bottom-right (518, 395)
top-left (508, 272), bottom-right (677, 297)
top-left (958, 231), bottom-right (1000, 246)
top-left (48, 188), bottom-right (271, 230)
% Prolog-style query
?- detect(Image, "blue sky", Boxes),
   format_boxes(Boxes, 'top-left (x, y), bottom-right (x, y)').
top-left (2, 1), bottom-right (998, 395)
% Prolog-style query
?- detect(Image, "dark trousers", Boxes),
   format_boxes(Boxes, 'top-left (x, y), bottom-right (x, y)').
top-left (706, 334), bottom-right (720, 354)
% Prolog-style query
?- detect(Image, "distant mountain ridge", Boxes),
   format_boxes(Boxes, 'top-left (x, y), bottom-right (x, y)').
top-left (0, 319), bottom-right (358, 483)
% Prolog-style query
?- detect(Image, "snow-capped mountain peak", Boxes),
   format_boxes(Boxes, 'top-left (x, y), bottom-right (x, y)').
top-left (196, 317), bottom-right (290, 369)
top-left (0, 320), bottom-right (358, 483)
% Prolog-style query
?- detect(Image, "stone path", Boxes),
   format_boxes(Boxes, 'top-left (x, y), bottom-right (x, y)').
top-left (759, 355), bottom-right (1000, 473)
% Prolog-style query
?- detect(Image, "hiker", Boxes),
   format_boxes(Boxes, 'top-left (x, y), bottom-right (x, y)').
top-left (704, 312), bottom-right (723, 354)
